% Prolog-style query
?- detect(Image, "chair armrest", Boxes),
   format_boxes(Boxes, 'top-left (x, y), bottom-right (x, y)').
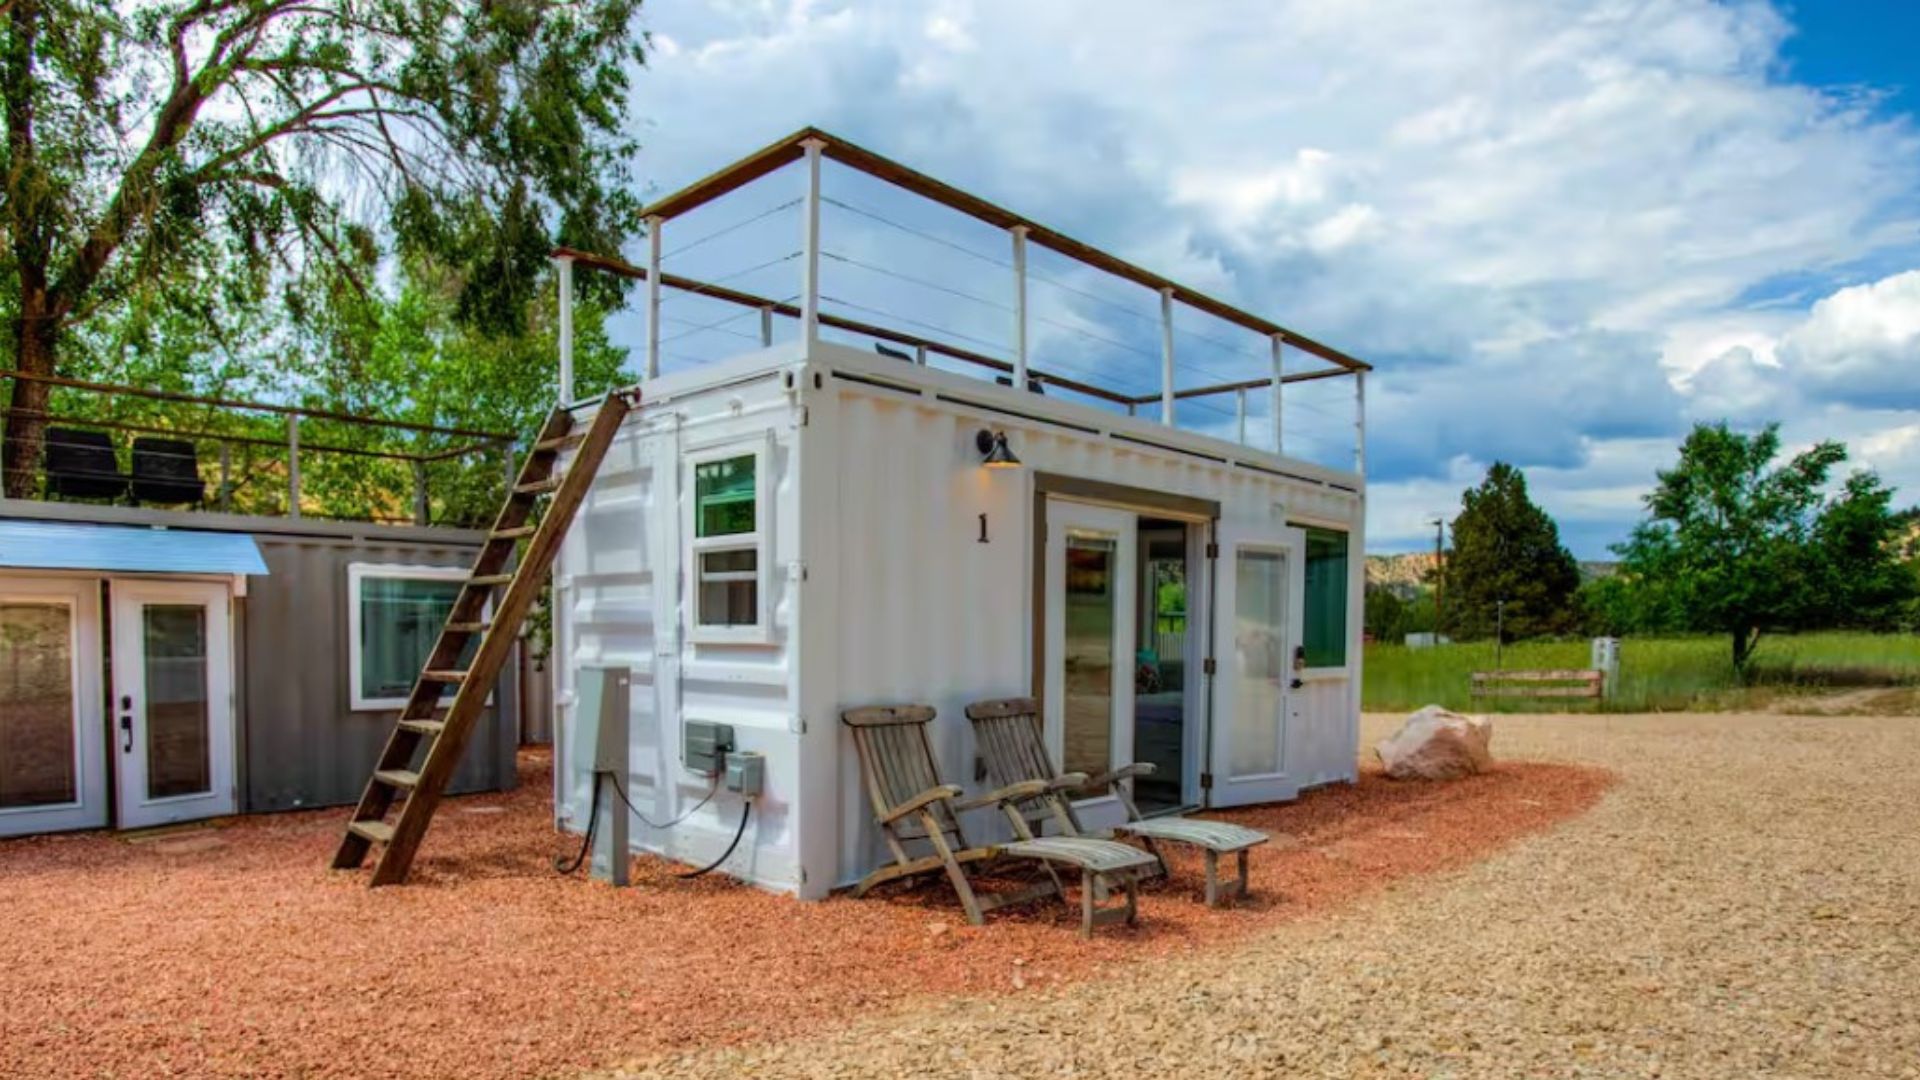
top-left (879, 784), bottom-right (964, 824)
top-left (1085, 762), bottom-right (1155, 790)
top-left (1046, 772), bottom-right (1090, 792)
top-left (954, 779), bottom-right (1052, 812)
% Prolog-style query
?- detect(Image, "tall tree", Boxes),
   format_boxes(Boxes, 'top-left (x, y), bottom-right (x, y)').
top-left (1439, 461), bottom-right (1581, 641)
top-left (1613, 422), bottom-right (1914, 673)
top-left (1, 0), bottom-right (646, 496)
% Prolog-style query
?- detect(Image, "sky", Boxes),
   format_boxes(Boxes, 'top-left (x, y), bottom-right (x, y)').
top-left (611, 0), bottom-right (1920, 559)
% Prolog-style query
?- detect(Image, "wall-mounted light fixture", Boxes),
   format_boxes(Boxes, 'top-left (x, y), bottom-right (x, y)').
top-left (975, 429), bottom-right (1021, 469)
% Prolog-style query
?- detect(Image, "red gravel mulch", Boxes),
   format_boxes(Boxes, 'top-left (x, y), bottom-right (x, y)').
top-left (0, 750), bottom-right (1610, 1079)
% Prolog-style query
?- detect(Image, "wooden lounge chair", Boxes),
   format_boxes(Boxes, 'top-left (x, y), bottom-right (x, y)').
top-left (966, 697), bottom-right (1271, 908)
top-left (843, 704), bottom-right (1158, 937)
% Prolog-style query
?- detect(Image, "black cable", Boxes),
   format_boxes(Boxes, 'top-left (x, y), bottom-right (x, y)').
top-left (675, 800), bottom-right (753, 879)
top-left (606, 770), bottom-right (718, 830)
top-left (553, 772), bottom-right (601, 874)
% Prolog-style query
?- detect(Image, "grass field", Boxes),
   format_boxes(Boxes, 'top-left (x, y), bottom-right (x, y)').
top-left (1363, 632), bottom-right (1920, 713)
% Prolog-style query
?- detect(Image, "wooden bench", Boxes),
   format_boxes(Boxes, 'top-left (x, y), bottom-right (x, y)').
top-left (1470, 669), bottom-right (1605, 700)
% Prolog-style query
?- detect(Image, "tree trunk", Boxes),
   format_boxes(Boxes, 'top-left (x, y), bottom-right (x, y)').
top-left (1730, 625), bottom-right (1756, 680)
top-left (2, 299), bottom-right (57, 499)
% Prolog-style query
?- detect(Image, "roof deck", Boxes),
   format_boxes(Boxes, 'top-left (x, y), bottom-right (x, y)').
top-left (0, 370), bottom-right (515, 538)
top-left (552, 127), bottom-right (1369, 476)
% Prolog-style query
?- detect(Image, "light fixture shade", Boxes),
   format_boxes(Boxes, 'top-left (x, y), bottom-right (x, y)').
top-left (976, 428), bottom-right (1022, 469)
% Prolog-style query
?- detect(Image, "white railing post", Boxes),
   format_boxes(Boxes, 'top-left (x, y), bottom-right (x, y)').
top-left (553, 254), bottom-right (575, 406)
top-left (800, 137), bottom-right (826, 350)
top-left (286, 415), bottom-right (302, 520)
top-left (1011, 225), bottom-right (1030, 391)
top-left (914, 344), bottom-right (928, 366)
top-left (1236, 388), bottom-right (1248, 445)
top-left (1353, 369), bottom-right (1367, 475)
top-left (759, 305), bottom-right (773, 348)
top-left (1159, 287), bottom-right (1176, 425)
top-left (1270, 333), bottom-right (1286, 456)
top-left (645, 215), bottom-right (663, 380)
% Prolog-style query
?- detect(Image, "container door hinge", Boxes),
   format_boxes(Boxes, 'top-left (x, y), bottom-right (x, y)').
top-left (788, 714), bottom-right (807, 734)
top-left (797, 405), bottom-right (810, 427)
top-left (1200, 772), bottom-right (1214, 790)
top-left (1202, 657), bottom-right (1217, 676)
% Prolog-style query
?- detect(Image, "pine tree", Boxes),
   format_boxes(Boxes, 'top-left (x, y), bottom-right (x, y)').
top-left (1439, 462), bottom-right (1582, 641)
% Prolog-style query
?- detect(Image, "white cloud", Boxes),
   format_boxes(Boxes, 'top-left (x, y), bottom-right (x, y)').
top-left (627, 0), bottom-right (1920, 556)
top-left (1780, 270), bottom-right (1920, 405)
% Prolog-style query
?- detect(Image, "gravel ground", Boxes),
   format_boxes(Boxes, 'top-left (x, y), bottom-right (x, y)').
top-left (0, 747), bottom-right (1601, 1078)
top-left (605, 711), bottom-right (1920, 1080)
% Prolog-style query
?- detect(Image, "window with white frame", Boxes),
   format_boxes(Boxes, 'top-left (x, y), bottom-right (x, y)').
top-left (347, 564), bottom-right (478, 710)
top-left (689, 441), bottom-right (768, 641)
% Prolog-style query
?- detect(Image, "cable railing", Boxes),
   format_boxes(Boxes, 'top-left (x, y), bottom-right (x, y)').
top-left (550, 127), bottom-right (1369, 475)
top-left (0, 370), bottom-right (517, 528)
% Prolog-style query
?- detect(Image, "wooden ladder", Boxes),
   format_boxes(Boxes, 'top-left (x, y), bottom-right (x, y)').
top-left (331, 390), bottom-right (637, 885)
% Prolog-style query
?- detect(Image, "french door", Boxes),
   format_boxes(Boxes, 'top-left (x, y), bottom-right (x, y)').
top-left (1207, 523), bottom-right (1306, 808)
top-left (110, 580), bottom-right (237, 829)
top-left (1041, 500), bottom-right (1136, 833)
top-left (0, 577), bottom-right (106, 837)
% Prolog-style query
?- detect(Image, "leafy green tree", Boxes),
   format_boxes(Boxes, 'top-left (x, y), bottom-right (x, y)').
top-left (2, 0), bottom-right (646, 496)
top-left (1612, 423), bottom-right (1915, 673)
top-left (1439, 462), bottom-right (1582, 641)
top-left (1364, 586), bottom-right (1408, 642)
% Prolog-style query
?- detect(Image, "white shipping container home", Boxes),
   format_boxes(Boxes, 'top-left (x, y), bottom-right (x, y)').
top-left (548, 129), bottom-right (1368, 899)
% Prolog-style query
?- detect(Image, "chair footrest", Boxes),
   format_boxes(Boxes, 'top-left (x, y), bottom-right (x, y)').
top-left (1002, 837), bottom-right (1158, 875)
top-left (1118, 819), bottom-right (1269, 853)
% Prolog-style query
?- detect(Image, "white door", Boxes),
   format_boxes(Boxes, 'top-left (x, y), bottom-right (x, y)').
top-left (1207, 523), bottom-right (1307, 808)
top-left (110, 580), bottom-right (236, 829)
top-left (0, 576), bottom-right (107, 837)
top-left (1042, 500), bottom-right (1136, 832)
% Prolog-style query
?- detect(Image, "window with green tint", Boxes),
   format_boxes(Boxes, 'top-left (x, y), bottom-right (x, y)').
top-left (1298, 526), bottom-right (1350, 667)
top-left (695, 455), bottom-right (756, 537)
top-left (358, 575), bottom-right (469, 702)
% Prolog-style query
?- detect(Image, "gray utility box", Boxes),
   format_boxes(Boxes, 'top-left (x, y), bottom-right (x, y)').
top-left (725, 751), bottom-right (765, 798)
top-left (572, 664), bottom-right (631, 887)
top-left (573, 665), bottom-right (632, 772)
top-left (684, 720), bottom-right (734, 775)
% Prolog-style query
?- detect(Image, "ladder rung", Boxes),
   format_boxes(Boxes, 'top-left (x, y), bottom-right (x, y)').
top-left (399, 720), bottom-right (446, 735)
top-left (467, 574), bottom-right (513, 588)
top-left (445, 621), bottom-right (489, 634)
top-left (422, 669), bottom-right (469, 683)
top-left (533, 433), bottom-right (584, 453)
top-left (374, 768), bottom-right (421, 789)
top-left (491, 525), bottom-right (536, 540)
top-left (348, 820), bottom-right (395, 844)
top-left (515, 477), bottom-right (562, 495)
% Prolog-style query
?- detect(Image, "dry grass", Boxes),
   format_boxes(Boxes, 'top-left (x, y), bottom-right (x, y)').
top-left (606, 710), bottom-right (1920, 1080)
top-left (0, 749), bottom-right (1604, 1079)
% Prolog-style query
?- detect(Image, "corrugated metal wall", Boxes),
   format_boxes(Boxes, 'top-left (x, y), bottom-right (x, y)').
top-left (554, 362), bottom-right (806, 890)
top-left (241, 533), bottom-right (518, 812)
top-left (824, 360), bottom-right (1364, 888)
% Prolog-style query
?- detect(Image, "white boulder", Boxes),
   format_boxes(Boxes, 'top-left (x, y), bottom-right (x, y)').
top-left (1375, 706), bottom-right (1494, 780)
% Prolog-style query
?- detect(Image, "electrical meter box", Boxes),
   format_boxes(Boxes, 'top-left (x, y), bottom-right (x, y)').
top-left (683, 720), bottom-right (734, 775)
top-left (573, 664), bottom-right (631, 773)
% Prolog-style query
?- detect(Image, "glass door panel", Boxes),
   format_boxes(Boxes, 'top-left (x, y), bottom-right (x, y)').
top-left (1230, 550), bottom-right (1287, 777)
top-left (141, 605), bottom-right (212, 799)
top-left (1061, 535), bottom-right (1117, 783)
top-left (1, 603), bottom-right (78, 807)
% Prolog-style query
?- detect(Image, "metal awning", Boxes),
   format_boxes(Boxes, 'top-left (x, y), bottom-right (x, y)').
top-left (0, 519), bottom-right (269, 575)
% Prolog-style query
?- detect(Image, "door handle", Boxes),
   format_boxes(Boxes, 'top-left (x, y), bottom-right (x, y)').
top-left (119, 714), bottom-right (133, 753)
top-left (1289, 677), bottom-right (1304, 690)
